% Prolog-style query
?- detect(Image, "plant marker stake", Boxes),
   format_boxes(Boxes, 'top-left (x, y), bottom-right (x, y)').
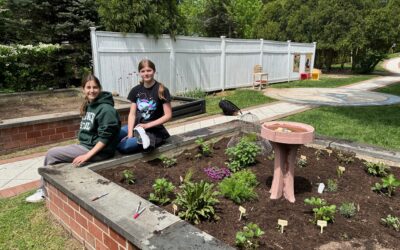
top-left (338, 166), bottom-right (345, 173)
top-left (317, 183), bottom-right (325, 194)
top-left (179, 176), bottom-right (183, 183)
top-left (91, 192), bottom-right (109, 201)
top-left (317, 220), bottom-right (327, 234)
top-left (238, 206), bottom-right (246, 221)
top-left (133, 207), bottom-right (146, 219)
top-left (172, 204), bottom-right (178, 215)
top-left (278, 219), bottom-right (288, 233)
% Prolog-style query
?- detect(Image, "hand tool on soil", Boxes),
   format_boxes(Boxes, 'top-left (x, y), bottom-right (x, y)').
top-left (133, 201), bottom-right (146, 219)
top-left (91, 192), bottom-right (109, 201)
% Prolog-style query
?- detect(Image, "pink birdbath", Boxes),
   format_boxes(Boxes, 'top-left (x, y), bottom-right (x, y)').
top-left (261, 121), bottom-right (315, 203)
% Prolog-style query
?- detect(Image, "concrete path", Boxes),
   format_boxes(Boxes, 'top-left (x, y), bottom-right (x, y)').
top-left (1, 58), bottom-right (400, 198)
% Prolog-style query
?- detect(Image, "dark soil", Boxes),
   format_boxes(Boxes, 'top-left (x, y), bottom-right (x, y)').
top-left (0, 91), bottom-right (187, 120)
top-left (96, 137), bottom-right (400, 249)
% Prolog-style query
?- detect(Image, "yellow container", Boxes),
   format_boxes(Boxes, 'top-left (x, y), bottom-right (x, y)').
top-left (311, 69), bottom-right (321, 80)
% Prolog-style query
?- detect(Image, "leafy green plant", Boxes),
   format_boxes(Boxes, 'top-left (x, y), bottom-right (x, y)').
top-left (121, 169), bottom-right (135, 184)
top-left (304, 197), bottom-right (336, 223)
top-left (174, 180), bottom-right (219, 224)
top-left (335, 150), bottom-right (355, 164)
top-left (218, 170), bottom-right (258, 204)
top-left (235, 223), bottom-right (265, 249)
top-left (178, 88), bottom-right (207, 99)
top-left (372, 174), bottom-right (400, 197)
top-left (326, 179), bottom-right (338, 192)
top-left (339, 202), bottom-right (357, 218)
top-left (148, 178), bottom-right (175, 205)
top-left (297, 155), bottom-right (308, 168)
top-left (363, 161), bottom-right (390, 177)
top-left (158, 155), bottom-right (177, 168)
top-left (225, 138), bottom-right (261, 172)
top-left (381, 215), bottom-right (400, 231)
top-left (195, 138), bottom-right (213, 157)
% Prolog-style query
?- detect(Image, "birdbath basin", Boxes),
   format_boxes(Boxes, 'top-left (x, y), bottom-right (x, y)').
top-left (261, 121), bottom-right (315, 202)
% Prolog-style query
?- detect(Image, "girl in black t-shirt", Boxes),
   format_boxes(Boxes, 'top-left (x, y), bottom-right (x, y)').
top-left (117, 59), bottom-right (172, 153)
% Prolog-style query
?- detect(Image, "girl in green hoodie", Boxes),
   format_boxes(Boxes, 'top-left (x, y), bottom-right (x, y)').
top-left (26, 74), bottom-right (121, 203)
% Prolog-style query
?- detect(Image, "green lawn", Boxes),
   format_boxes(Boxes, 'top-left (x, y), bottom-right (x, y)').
top-left (283, 83), bottom-right (400, 150)
top-left (205, 89), bottom-right (274, 115)
top-left (270, 74), bottom-right (375, 88)
top-left (0, 191), bottom-right (81, 250)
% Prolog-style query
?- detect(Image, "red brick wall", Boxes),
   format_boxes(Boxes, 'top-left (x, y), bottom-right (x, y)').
top-left (45, 182), bottom-right (138, 250)
top-left (0, 110), bottom-right (129, 155)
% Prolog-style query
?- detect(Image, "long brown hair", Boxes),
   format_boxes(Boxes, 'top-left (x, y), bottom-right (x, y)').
top-left (138, 59), bottom-right (166, 100)
top-left (80, 74), bottom-right (102, 117)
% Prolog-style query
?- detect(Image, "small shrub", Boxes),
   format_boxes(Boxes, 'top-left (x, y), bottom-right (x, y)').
top-left (219, 170), bottom-right (258, 204)
top-left (326, 179), bottom-right (338, 192)
top-left (204, 166), bottom-right (231, 181)
top-left (149, 178), bottom-right (175, 205)
top-left (363, 161), bottom-right (390, 177)
top-left (297, 155), bottom-right (308, 168)
top-left (339, 202), bottom-right (357, 218)
top-left (178, 88), bottom-right (207, 99)
top-left (121, 169), bottom-right (135, 184)
top-left (304, 197), bottom-right (336, 223)
top-left (381, 215), bottom-right (400, 231)
top-left (235, 223), bottom-right (264, 249)
top-left (195, 138), bottom-right (213, 157)
top-left (372, 174), bottom-right (400, 197)
top-left (174, 180), bottom-right (219, 224)
top-left (335, 150), bottom-right (355, 164)
top-left (158, 155), bottom-right (177, 168)
top-left (226, 138), bottom-right (261, 172)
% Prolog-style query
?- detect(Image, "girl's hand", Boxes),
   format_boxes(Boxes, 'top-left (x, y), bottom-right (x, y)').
top-left (136, 123), bottom-right (150, 130)
top-left (72, 154), bottom-right (91, 167)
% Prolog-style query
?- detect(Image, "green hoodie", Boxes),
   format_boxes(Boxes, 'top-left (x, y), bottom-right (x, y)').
top-left (78, 91), bottom-right (121, 159)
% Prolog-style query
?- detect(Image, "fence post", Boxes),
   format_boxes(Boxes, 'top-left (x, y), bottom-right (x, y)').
top-left (90, 27), bottom-right (99, 78)
top-left (259, 39), bottom-right (264, 66)
top-left (169, 37), bottom-right (176, 94)
top-left (287, 40), bottom-right (291, 83)
top-left (220, 36), bottom-right (226, 91)
top-left (311, 42), bottom-right (317, 72)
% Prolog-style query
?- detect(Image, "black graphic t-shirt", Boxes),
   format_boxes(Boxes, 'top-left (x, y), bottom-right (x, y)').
top-left (127, 81), bottom-right (171, 141)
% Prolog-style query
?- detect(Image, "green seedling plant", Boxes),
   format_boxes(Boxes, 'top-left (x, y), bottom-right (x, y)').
top-left (174, 180), bottom-right (219, 224)
top-left (381, 215), bottom-right (400, 231)
top-left (218, 169), bottom-right (258, 204)
top-left (158, 155), bottom-right (177, 168)
top-left (148, 178), bottom-right (175, 205)
top-left (335, 150), bottom-right (355, 164)
top-left (235, 222), bottom-right (265, 249)
top-left (363, 161), bottom-right (390, 177)
top-left (225, 138), bottom-right (261, 172)
top-left (304, 197), bottom-right (336, 223)
top-left (297, 155), bottom-right (308, 168)
top-left (339, 202), bottom-right (357, 218)
top-left (121, 169), bottom-right (135, 184)
top-left (372, 174), bottom-right (400, 197)
top-left (195, 138), bottom-right (213, 157)
top-left (326, 179), bottom-right (338, 192)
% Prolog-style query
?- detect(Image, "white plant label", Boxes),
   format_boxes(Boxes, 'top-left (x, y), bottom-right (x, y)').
top-left (172, 204), bottom-right (178, 215)
top-left (318, 183), bottom-right (325, 194)
top-left (317, 220), bottom-right (327, 233)
top-left (238, 206), bottom-right (246, 221)
top-left (338, 166), bottom-right (346, 172)
top-left (300, 155), bottom-right (307, 160)
top-left (179, 176), bottom-right (183, 183)
top-left (278, 219), bottom-right (288, 233)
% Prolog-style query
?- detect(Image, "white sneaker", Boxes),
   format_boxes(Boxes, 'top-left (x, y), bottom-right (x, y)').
top-left (26, 189), bottom-right (45, 203)
top-left (134, 126), bottom-right (150, 149)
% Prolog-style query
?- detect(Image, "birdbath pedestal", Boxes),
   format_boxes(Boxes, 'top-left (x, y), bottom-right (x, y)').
top-left (261, 121), bottom-right (315, 203)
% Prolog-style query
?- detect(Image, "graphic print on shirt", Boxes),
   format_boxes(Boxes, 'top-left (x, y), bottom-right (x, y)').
top-left (80, 112), bottom-right (95, 130)
top-left (136, 93), bottom-right (157, 120)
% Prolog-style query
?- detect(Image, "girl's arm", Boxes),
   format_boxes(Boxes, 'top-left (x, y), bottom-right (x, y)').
top-left (138, 102), bottom-right (172, 129)
top-left (127, 103), bottom-right (137, 138)
top-left (72, 141), bottom-right (106, 167)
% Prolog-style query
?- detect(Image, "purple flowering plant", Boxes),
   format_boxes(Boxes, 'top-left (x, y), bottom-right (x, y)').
top-left (204, 166), bottom-right (231, 181)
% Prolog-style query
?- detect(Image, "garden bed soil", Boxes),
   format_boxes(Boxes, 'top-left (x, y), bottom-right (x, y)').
top-left (96, 137), bottom-right (400, 249)
top-left (0, 91), bottom-right (188, 120)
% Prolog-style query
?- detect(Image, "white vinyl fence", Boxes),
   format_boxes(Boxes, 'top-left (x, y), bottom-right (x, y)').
top-left (90, 27), bottom-right (316, 97)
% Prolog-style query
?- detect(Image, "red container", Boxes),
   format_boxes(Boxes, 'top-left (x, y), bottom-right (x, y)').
top-left (300, 73), bottom-right (309, 80)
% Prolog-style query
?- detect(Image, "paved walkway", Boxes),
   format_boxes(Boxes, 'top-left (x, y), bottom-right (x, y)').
top-left (1, 58), bottom-right (400, 198)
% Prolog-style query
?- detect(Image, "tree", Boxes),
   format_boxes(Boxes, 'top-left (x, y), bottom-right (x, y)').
top-left (225, 0), bottom-right (263, 38)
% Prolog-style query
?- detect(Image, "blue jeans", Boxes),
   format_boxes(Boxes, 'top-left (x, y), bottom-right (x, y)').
top-left (117, 125), bottom-right (142, 154)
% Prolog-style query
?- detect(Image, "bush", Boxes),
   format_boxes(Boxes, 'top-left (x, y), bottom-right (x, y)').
top-left (381, 215), bottom-right (400, 231)
top-left (218, 170), bottom-right (258, 204)
top-left (149, 178), bottom-right (175, 205)
top-left (235, 223), bottom-right (264, 249)
top-left (204, 166), bottom-right (231, 181)
top-left (174, 180), bottom-right (219, 224)
top-left (363, 161), bottom-right (390, 177)
top-left (226, 138), bottom-right (261, 172)
top-left (177, 88), bottom-right (207, 99)
top-left (304, 197), bottom-right (336, 223)
top-left (326, 179), bottom-right (338, 192)
top-left (158, 155), bottom-right (177, 168)
top-left (195, 138), bottom-right (213, 157)
top-left (339, 202), bottom-right (357, 218)
top-left (372, 174), bottom-right (400, 197)
top-left (121, 169), bottom-right (135, 184)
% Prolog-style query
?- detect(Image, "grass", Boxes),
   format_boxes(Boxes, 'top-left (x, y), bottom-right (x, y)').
top-left (283, 83), bottom-right (400, 150)
top-left (0, 191), bottom-right (82, 249)
top-left (205, 89), bottom-right (274, 115)
top-left (270, 75), bottom-right (375, 88)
